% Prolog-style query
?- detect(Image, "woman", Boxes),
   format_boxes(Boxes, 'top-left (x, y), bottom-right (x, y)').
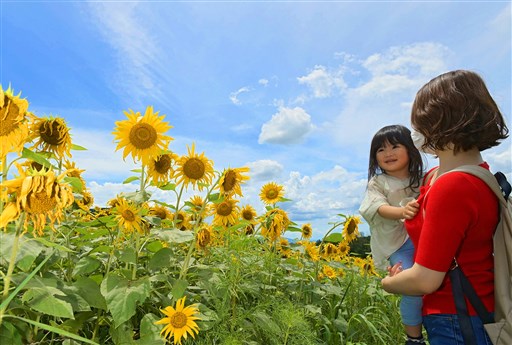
top-left (381, 70), bottom-right (509, 344)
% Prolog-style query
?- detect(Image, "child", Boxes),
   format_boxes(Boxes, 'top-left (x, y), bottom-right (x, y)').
top-left (359, 124), bottom-right (425, 345)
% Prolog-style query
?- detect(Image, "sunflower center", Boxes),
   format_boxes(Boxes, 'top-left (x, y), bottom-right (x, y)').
top-left (222, 170), bottom-right (237, 192)
top-left (183, 158), bottom-right (205, 180)
top-left (39, 120), bottom-right (65, 146)
top-left (129, 123), bottom-right (157, 149)
top-left (346, 220), bottom-right (356, 235)
top-left (266, 189), bottom-right (278, 199)
top-left (0, 100), bottom-right (21, 136)
top-left (153, 208), bottom-right (167, 219)
top-left (217, 202), bottom-right (233, 217)
top-left (155, 154), bottom-right (171, 174)
top-left (242, 210), bottom-right (253, 221)
top-left (122, 209), bottom-right (136, 222)
top-left (170, 311), bottom-right (188, 328)
top-left (27, 191), bottom-right (57, 214)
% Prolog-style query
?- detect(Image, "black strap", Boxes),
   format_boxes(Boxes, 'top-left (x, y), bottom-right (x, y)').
top-left (449, 266), bottom-right (494, 345)
top-left (494, 171), bottom-right (511, 201)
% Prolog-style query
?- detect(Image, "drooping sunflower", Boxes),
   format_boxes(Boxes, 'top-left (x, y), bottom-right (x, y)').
top-left (75, 189), bottom-right (94, 212)
top-left (301, 223), bottom-right (313, 239)
top-left (63, 160), bottom-right (86, 190)
top-left (171, 210), bottom-right (191, 231)
top-left (174, 143), bottom-right (215, 191)
top-left (0, 165), bottom-right (74, 235)
top-left (155, 296), bottom-right (201, 345)
top-left (343, 215), bottom-right (362, 243)
top-left (196, 224), bottom-right (212, 250)
top-left (211, 197), bottom-right (240, 227)
top-left (30, 116), bottom-right (73, 159)
top-left (337, 240), bottom-right (351, 259)
top-left (0, 86), bottom-right (31, 158)
top-left (278, 237), bottom-right (292, 258)
top-left (300, 240), bottom-right (320, 262)
top-left (149, 204), bottom-right (172, 221)
top-left (114, 198), bottom-right (144, 235)
top-left (259, 182), bottom-right (284, 205)
top-left (147, 152), bottom-right (177, 186)
top-left (113, 106), bottom-right (173, 164)
top-left (321, 242), bottom-right (339, 261)
top-left (260, 208), bottom-right (290, 242)
top-left (218, 166), bottom-right (250, 197)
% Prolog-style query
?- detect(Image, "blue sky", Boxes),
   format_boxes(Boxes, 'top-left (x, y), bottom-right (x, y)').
top-left (2, 1), bottom-right (511, 239)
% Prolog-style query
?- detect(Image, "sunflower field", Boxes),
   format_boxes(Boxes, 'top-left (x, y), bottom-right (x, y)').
top-left (0, 85), bottom-right (405, 345)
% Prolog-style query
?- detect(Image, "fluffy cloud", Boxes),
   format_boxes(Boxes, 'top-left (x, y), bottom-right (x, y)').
top-left (246, 159), bottom-right (284, 181)
top-left (297, 65), bottom-right (347, 98)
top-left (258, 106), bottom-right (314, 145)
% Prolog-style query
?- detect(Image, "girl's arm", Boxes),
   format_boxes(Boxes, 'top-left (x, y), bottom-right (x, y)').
top-left (378, 200), bottom-right (419, 220)
top-left (381, 262), bottom-right (445, 295)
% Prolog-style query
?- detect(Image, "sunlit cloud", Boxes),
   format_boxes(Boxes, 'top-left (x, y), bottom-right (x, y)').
top-left (258, 106), bottom-right (314, 145)
top-left (297, 65), bottom-right (348, 98)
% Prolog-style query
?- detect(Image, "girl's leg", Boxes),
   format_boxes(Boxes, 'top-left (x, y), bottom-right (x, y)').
top-left (423, 314), bottom-right (492, 345)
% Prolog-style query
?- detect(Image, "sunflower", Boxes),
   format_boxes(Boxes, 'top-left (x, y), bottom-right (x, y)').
top-left (321, 242), bottom-right (339, 261)
top-left (114, 198), bottom-right (144, 235)
top-left (75, 189), bottom-right (94, 212)
top-left (211, 198), bottom-right (239, 227)
top-left (113, 106), bottom-right (173, 164)
top-left (172, 210), bottom-right (191, 231)
top-left (63, 160), bottom-right (86, 190)
top-left (300, 240), bottom-right (320, 262)
top-left (147, 152), bottom-right (177, 186)
top-left (155, 296), bottom-right (201, 345)
top-left (218, 166), bottom-right (250, 197)
top-left (0, 165), bottom-right (74, 235)
top-left (259, 182), bottom-right (284, 205)
top-left (337, 240), bottom-right (351, 258)
top-left (301, 223), bottom-right (313, 239)
top-left (188, 195), bottom-right (205, 211)
top-left (321, 264), bottom-right (337, 280)
top-left (30, 116), bottom-right (72, 159)
top-left (0, 86), bottom-right (31, 158)
top-left (278, 237), bottom-right (292, 258)
top-left (343, 215), bottom-right (362, 243)
top-left (174, 143), bottom-right (215, 191)
top-left (196, 224), bottom-right (212, 250)
top-left (150, 204), bottom-right (172, 220)
top-left (354, 256), bottom-right (379, 277)
top-left (261, 208), bottom-right (290, 242)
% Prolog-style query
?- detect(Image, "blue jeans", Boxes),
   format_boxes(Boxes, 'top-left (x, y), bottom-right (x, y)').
top-left (423, 314), bottom-right (493, 345)
top-left (389, 237), bottom-right (423, 326)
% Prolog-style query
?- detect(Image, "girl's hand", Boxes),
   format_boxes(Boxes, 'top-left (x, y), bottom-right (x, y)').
top-left (387, 262), bottom-right (403, 277)
top-left (402, 199), bottom-right (419, 219)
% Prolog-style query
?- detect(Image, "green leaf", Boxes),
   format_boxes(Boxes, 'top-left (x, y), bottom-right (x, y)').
top-left (286, 226), bottom-right (302, 233)
top-left (74, 277), bottom-right (107, 310)
top-left (72, 256), bottom-right (102, 277)
top-left (136, 313), bottom-right (165, 345)
top-left (22, 287), bottom-right (74, 318)
top-left (71, 144), bottom-right (87, 151)
top-left (324, 233), bottom-right (343, 243)
top-left (101, 274), bottom-right (151, 327)
top-left (0, 233), bottom-right (45, 272)
top-left (117, 247), bottom-right (137, 264)
top-left (157, 182), bottom-right (175, 191)
top-left (157, 229), bottom-right (194, 244)
top-left (148, 247), bottom-right (173, 271)
top-left (110, 322), bottom-right (135, 345)
top-left (64, 176), bottom-right (84, 192)
top-left (33, 237), bottom-right (74, 253)
top-left (123, 176), bottom-right (140, 184)
top-left (0, 322), bottom-right (23, 345)
top-left (146, 240), bottom-right (164, 253)
top-left (171, 279), bottom-right (188, 300)
top-left (21, 148), bottom-right (55, 169)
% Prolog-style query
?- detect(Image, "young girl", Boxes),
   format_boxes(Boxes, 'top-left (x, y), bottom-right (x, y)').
top-left (381, 70), bottom-right (509, 345)
top-left (359, 124), bottom-right (425, 345)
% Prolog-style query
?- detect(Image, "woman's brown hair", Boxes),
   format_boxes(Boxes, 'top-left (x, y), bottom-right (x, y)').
top-left (411, 70), bottom-right (508, 153)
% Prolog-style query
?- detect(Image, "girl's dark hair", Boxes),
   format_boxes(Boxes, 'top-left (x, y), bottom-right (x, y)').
top-left (411, 70), bottom-right (509, 153)
top-left (367, 125), bottom-right (423, 190)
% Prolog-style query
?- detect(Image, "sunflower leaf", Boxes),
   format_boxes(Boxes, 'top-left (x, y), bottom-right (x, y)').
top-left (286, 226), bottom-right (302, 233)
top-left (21, 148), bottom-right (55, 169)
top-left (123, 176), bottom-right (140, 184)
top-left (157, 182), bottom-right (175, 191)
top-left (324, 233), bottom-right (343, 243)
top-left (171, 279), bottom-right (188, 300)
top-left (64, 176), bottom-right (84, 192)
top-left (71, 144), bottom-right (87, 151)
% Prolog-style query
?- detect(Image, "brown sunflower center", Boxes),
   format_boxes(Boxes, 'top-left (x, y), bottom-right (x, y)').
top-left (0, 99), bottom-right (21, 136)
top-left (152, 208), bottom-right (167, 219)
top-left (169, 311), bottom-right (188, 328)
top-left (242, 210), bottom-right (254, 221)
top-left (27, 191), bottom-right (57, 214)
top-left (222, 170), bottom-right (237, 192)
top-left (122, 209), bottom-right (136, 222)
top-left (129, 123), bottom-right (157, 149)
top-left (39, 120), bottom-right (66, 146)
top-left (266, 189), bottom-right (278, 199)
top-left (183, 158), bottom-right (205, 180)
top-left (217, 202), bottom-right (233, 217)
top-left (154, 154), bottom-right (172, 174)
top-left (346, 220), bottom-right (356, 235)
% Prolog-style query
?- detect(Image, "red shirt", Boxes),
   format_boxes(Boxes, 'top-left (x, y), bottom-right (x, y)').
top-left (405, 163), bottom-right (497, 316)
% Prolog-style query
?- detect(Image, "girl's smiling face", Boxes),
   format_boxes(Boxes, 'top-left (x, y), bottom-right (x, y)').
top-left (376, 141), bottom-right (410, 178)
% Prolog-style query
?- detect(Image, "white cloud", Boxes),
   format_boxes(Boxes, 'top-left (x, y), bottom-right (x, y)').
top-left (258, 106), bottom-right (314, 145)
top-left (297, 65), bottom-right (347, 98)
top-left (246, 159), bottom-right (284, 181)
top-left (229, 86), bottom-right (251, 105)
top-left (258, 78), bottom-right (269, 86)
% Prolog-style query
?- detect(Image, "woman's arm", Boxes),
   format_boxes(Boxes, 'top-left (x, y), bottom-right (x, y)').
top-left (381, 262), bottom-right (446, 295)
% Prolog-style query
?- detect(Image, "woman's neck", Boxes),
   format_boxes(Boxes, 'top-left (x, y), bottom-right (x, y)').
top-left (436, 147), bottom-right (484, 175)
